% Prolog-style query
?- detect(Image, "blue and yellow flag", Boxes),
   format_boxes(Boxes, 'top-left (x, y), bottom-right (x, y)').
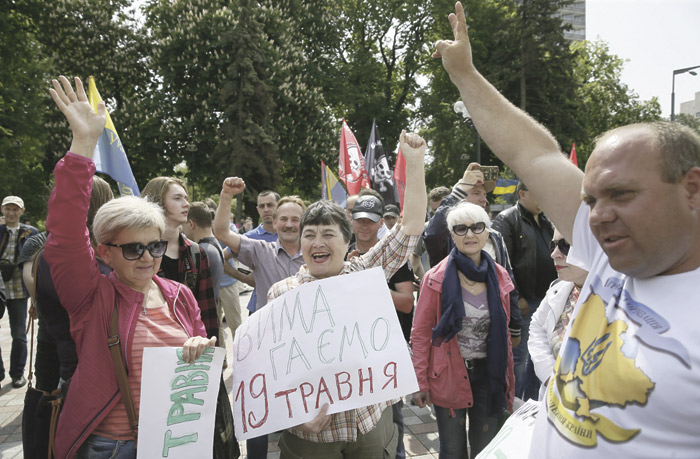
top-left (493, 179), bottom-right (519, 195)
top-left (321, 160), bottom-right (347, 208)
top-left (88, 76), bottom-right (140, 196)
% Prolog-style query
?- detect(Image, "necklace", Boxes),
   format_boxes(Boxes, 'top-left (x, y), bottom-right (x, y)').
top-left (460, 274), bottom-right (483, 294)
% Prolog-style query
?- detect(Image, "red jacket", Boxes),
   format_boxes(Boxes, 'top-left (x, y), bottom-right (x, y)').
top-left (410, 255), bottom-right (515, 412)
top-left (45, 153), bottom-right (207, 458)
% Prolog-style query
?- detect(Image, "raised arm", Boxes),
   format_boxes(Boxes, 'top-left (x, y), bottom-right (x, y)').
top-left (213, 177), bottom-right (245, 255)
top-left (435, 2), bottom-right (582, 240)
top-left (45, 76), bottom-right (105, 312)
top-left (398, 130), bottom-right (428, 236)
top-left (48, 76), bottom-right (105, 159)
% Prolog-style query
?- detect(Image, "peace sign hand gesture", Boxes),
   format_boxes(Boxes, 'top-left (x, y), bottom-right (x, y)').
top-left (433, 2), bottom-right (474, 83)
top-left (49, 75), bottom-right (106, 158)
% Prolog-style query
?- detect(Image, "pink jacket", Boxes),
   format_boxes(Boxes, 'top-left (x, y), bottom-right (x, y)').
top-left (410, 256), bottom-right (515, 412)
top-left (44, 153), bottom-right (207, 458)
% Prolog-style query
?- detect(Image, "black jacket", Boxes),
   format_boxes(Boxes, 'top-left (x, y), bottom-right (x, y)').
top-left (492, 202), bottom-right (556, 301)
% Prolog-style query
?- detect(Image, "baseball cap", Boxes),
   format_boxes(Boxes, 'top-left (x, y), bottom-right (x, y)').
top-left (352, 195), bottom-right (383, 222)
top-left (383, 204), bottom-right (400, 218)
top-left (2, 196), bottom-right (24, 208)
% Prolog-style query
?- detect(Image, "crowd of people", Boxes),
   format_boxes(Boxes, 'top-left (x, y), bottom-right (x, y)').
top-left (1, 1), bottom-right (699, 458)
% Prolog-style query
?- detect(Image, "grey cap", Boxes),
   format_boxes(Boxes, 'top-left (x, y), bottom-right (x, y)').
top-left (352, 195), bottom-right (383, 222)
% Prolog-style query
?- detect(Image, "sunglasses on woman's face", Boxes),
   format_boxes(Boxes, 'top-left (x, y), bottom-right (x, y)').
top-left (105, 240), bottom-right (168, 261)
top-left (550, 238), bottom-right (570, 256)
top-left (451, 222), bottom-right (487, 236)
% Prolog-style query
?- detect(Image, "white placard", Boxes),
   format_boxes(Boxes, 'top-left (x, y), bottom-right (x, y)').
top-left (476, 399), bottom-right (540, 459)
top-left (137, 346), bottom-right (225, 459)
top-left (232, 267), bottom-right (419, 440)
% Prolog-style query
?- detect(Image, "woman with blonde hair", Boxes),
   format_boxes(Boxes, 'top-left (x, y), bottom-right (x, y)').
top-left (45, 76), bottom-right (214, 458)
top-left (411, 202), bottom-right (516, 458)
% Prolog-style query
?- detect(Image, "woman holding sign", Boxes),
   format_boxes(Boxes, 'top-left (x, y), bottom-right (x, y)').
top-left (44, 76), bottom-right (216, 459)
top-left (411, 202), bottom-right (515, 459)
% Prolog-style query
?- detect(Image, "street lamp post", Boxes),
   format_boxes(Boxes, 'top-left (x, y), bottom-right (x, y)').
top-left (454, 101), bottom-right (482, 164)
top-left (671, 65), bottom-right (700, 121)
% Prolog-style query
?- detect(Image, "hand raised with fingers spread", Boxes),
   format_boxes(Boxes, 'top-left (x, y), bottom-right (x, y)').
top-left (433, 2), bottom-right (474, 82)
top-left (221, 177), bottom-right (246, 198)
top-left (399, 130), bottom-right (426, 166)
top-left (49, 76), bottom-right (106, 158)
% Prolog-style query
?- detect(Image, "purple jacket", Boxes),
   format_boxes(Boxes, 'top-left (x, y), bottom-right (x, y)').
top-left (410, 256), bottom-right (515, 413)
top-left (45, 153), bottom-right (206, 458)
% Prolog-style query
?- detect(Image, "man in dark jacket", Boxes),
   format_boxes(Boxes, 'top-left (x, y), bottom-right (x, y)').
top-left (492, 181), bottom-right (557, 401)
top-left (0, 195), bottom-right (38, 388)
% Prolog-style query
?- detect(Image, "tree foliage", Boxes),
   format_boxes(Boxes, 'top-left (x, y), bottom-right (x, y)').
top-left (569, 39), bottom-right (661, 167)
top-left (0, 0), bottom-right (668, 219)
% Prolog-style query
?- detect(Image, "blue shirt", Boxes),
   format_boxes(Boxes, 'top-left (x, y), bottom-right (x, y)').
top-left (243, 224), bottom-right (277, 312)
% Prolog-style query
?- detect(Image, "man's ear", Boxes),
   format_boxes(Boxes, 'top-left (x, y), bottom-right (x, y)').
top-left (97, 244), bottom-right (113, 266)
top-left (684, 167), bottom-right (700, 210)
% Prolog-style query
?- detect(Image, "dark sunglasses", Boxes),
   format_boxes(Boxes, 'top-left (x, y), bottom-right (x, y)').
top-left (452, 222), bottom-right (487, 236)
top-left (550, 238), bottom-right (570, 255)
top-left (105, 240), bottom-right (168, 261)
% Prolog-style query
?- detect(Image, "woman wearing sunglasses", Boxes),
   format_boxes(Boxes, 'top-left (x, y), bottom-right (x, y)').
top-left (411, 202), bottom-right (515, 459)
top-left (44, 76), bottom-right (215, 459)
top-left (528, 229), bottom-right (588, 399)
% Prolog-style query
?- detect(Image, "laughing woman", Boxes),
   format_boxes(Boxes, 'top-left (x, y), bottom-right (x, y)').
top-left (410, 202), bottom-right (515, 459)
top-left (44, 76), bottom-right (215, 459)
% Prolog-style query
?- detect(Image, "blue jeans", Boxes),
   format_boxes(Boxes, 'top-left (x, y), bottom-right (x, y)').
top-left (513, 297), bottom-right (542, 401)
top-left (76, 435), bottom-right (136, 459)
top-left (0, 298), bottom-right (28, 380)
top-left (434, 361), bottom-right (499, 459)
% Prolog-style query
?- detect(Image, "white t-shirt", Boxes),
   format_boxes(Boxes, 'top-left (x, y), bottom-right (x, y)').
top-left (528, 203), bottom-right (700, 458)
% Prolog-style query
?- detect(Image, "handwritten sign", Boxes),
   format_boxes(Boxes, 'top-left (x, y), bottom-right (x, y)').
top-left (137, 346), bottom-right (225, 459)
top-left (232, 267), bottom-right (419, 440)
top-left (476, 399), bottom-right (540, 459)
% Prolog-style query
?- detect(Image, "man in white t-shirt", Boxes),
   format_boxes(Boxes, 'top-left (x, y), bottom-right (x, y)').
top-left (434, 3), bottom-right (700, 457)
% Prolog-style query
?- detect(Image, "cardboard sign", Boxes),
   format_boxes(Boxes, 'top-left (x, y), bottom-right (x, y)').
top-left (137, 346), bottom-right (225, 459)
top-left (232, 267), bottom-right (419, 440)
top-left (476, 399), bottom-right (540, 459)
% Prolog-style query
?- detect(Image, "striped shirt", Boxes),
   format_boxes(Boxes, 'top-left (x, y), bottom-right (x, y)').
top-left (267, 224), bottom-right (419, 443)
top-left (95, 303), bottom-right (189, 440)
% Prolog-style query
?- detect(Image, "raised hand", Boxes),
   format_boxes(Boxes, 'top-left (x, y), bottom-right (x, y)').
top-left (221, 177), bottom-right (246, 197)
top-left (433, 2), bottom-right (474, 82)
top-left (459, 162), bottom-right (485, 187)
top-left (399, 130), bottom-right (426, 166)
top-left (49, 76), bottom-right (106, 158)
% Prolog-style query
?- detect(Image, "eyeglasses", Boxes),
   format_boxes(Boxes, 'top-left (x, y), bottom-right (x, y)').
top-left (550, 238), bottom-right (570, 255)
top-left (105, 240), bottom-right (168, 260)
top-left (452, 222), bottom-right (487, 236)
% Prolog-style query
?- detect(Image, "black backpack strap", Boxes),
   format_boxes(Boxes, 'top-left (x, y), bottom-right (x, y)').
top-left (184, 240), bottom-right (200, 290)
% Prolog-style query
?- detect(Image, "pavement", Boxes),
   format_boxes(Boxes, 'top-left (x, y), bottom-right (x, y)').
top-left (0, 290), bottom-right (442, 458)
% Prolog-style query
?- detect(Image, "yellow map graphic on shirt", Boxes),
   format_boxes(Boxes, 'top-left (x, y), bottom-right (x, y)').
top-left (547, 293), bottom-right (654, 446)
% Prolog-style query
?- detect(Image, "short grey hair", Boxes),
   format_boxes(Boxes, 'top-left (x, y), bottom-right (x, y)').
top-left (446, 202), bottom-right (491, 230)
top-left (93, 196), bottom-right (166, 244)
top-left (596, 122), bottom-right (700, 183)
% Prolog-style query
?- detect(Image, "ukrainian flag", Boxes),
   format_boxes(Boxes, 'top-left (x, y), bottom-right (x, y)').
top-left (88, 77), bottom-right (140, 196)
top-left (493, 179), bottom-right (518, 195)
top-left (321, 161), bottom-right (348, 208)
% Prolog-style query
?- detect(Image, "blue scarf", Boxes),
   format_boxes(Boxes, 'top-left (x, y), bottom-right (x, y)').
top-left (432, 247), bottom-right (508, 415)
